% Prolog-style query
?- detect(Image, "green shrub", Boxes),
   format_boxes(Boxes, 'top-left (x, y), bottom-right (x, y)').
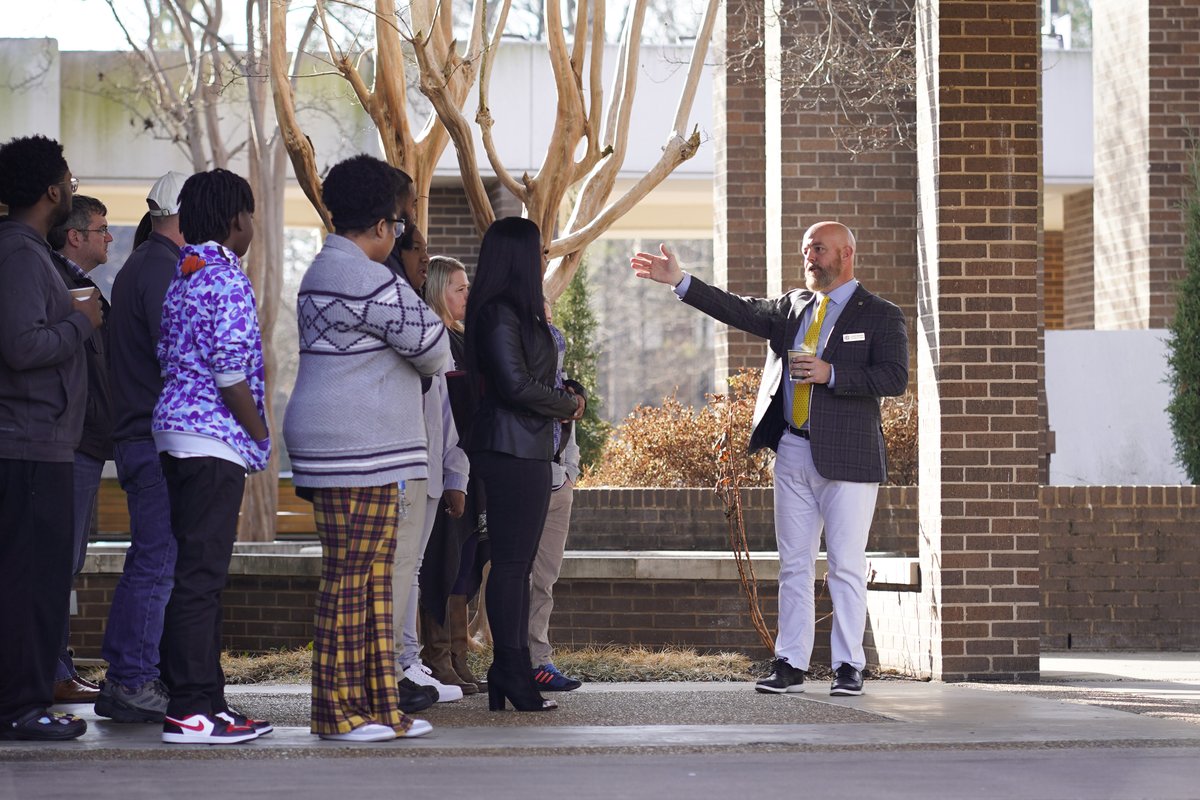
top-left (1166, 150), bottom-right (1200, 482)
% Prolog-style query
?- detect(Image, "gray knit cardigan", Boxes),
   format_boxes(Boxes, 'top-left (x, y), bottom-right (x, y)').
top-left (283, 234), bottom-right (448, 488)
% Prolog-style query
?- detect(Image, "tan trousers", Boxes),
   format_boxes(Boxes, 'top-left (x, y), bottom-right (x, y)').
top-left (527, 476), bottom-right (574, 666)
top-left (392, 478), bottom-right (428, 659)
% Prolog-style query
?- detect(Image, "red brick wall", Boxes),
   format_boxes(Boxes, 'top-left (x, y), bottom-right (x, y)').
top-left (1062, 189), bottom-right (1095, 330)
top-left (1040, 486), bottom-right (1200, 650)
top-left (70, 486), bottom-right (1200, 662)
top-left (569, 486), bottom-right (919, 556)
top-left (1093, 0), bottom-right (1200, 329)
top-left (771, 7), bottom-right (919, 365)
top-left (1043, 230), bottom-right (1064, 330)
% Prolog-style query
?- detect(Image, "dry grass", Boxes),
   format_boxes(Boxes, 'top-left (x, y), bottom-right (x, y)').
top-left (221, 648), bottom-right (313, 684)
top-left (543, 645), bottom-right (755, 682)
top-left (84, 645), bottom-right (905, 685)
top-left (82, 645), bottom-right (759, 685)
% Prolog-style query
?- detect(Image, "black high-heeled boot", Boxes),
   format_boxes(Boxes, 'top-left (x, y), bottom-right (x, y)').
top-left (487, 646), bottom-right (557, 712)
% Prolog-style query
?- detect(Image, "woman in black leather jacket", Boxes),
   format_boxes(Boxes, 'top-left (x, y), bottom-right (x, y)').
top-left (464, 217), bottom-right (584, 712)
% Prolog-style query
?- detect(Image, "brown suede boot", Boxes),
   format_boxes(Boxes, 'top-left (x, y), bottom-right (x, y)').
top-left (447, 594), bottom-right (485, 691)
top-left (420, 606), bottom-right (476, 694)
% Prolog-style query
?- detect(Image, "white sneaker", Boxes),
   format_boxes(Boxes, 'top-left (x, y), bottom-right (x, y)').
top-left (402, 662), bottom-right (463, 703)
top-left (318, 723), bottom-right (397, 743)
top-left (401, 718), bottom-right (433, 738)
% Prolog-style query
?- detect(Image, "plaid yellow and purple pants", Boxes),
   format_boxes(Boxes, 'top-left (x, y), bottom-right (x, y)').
top-left (310, 485), bottom-right (413, 736)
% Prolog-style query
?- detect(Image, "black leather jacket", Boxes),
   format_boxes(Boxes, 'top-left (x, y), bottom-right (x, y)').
top-left (464, 302), bottom-right (578, 460)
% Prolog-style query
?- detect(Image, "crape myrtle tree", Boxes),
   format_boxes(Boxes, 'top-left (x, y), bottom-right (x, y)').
top-left (103, 0), bottom-right (323, 540)
top-left (267, 0), bottom-right (718, 302)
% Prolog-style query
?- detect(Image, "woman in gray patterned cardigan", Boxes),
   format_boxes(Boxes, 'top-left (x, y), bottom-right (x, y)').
top-left (283, 155), bottom-right (448, 743)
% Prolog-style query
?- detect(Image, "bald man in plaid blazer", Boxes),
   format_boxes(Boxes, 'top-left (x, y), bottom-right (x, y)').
top-left (632, 221), bottom-right (908, 696)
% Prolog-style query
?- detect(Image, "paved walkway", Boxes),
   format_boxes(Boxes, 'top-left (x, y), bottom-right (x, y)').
top-left (2, 653), bottom-right (1198, 799)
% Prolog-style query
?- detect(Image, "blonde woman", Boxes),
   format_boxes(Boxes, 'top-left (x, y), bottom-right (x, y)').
top-left (418, 257), bottom-right (487, 692)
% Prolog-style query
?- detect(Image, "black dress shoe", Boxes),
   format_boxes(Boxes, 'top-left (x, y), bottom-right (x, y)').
top-left (755, 658), bottom-right (805, 693)
top-left (830, 664), bottom-right (864, 696)
top-left (53, 676), bottom-right (100, 704)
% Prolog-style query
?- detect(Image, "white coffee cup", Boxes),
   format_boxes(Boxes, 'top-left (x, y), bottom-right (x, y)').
top-left (70, 287), bottom-right (95, 301)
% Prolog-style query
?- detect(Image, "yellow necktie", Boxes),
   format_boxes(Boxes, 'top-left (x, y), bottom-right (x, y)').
top-left (791, 295), bottom-right (828, 429)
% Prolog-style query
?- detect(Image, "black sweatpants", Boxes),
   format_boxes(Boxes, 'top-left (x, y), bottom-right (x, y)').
top-left (159, 455), bottom-right (245, 719)
top-left (0, 459), bottom-right (74, 725)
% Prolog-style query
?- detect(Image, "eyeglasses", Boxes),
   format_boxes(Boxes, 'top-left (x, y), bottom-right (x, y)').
top-left (63, 177), bottom-right (79, 193)
top-left (386, 218), bottom-right (406, 238)
top-left (74, 226), bottom-right (109, 236)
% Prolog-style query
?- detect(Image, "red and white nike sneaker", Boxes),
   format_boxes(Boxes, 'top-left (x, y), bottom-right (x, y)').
top-left (162, 713), bottom-right (259, 744)
top-left (217, 708), bottom-right (273, 736)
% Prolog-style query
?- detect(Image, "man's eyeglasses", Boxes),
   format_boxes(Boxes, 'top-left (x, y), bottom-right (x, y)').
top-left (63, 177), bottom-right (79, 193)
top-left (74, 226), bottom-right (109, 236)
top-left (387, 218), bottom-right (406, 238)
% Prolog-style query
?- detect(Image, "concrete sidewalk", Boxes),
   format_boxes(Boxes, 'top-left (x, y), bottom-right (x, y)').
top-left (2, 652), bottom-right (1197, 760)
top-left (4, 653), bottom-right (1199, 800)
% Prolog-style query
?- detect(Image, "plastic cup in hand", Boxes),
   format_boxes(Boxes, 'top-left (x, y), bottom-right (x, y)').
top-left (788, 344), bottom-right (816, 380)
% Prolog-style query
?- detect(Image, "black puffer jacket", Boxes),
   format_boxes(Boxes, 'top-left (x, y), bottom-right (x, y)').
top-left (464, 302), bottom-right (578, 461)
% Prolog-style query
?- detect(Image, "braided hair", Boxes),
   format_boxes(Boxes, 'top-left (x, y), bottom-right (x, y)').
top-left (178, 168), bottom-right (254, 245)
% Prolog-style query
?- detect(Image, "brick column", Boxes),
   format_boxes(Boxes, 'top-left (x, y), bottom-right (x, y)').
top-left (712, 0), bottom-right (768, 386)
top-left (912, 0), bottom-right (1042, 681)
top-left (1062, 189), bottom-right (1095, 329)
top-left (1093, 0), bottom-right (1200, 329)
top-left (767, 5), bottom-right (918, 364)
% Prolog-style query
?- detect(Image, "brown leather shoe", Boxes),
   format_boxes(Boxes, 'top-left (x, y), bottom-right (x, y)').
top-left (54, 676), bottom-right (100, 704)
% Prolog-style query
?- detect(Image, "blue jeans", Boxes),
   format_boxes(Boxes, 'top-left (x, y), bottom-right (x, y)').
top-left (55, 451), bottom-right (104, 681)
top-left (100, 439), bottom-right (176, 689)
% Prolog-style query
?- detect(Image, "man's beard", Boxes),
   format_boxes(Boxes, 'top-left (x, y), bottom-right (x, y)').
top-left (50, 189), bottom-right (71, 227)
top-left (805, 256), bottom-right (842, 292)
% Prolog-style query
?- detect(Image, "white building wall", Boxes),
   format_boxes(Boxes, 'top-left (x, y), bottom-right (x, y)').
top-left (1046, 330), bottom-right (1188, 485)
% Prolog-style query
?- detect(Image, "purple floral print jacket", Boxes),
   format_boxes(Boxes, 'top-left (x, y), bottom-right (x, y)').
top-left (152, 241), bottom-right (271, 472)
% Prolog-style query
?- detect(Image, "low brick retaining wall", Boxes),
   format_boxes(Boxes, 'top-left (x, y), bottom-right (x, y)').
top-left (81, 483), bottom-right (1200, 663)
top-left (76, 545), bottom-right (917, 665)
top-left (1040, 486), bottom-right (1200, 650)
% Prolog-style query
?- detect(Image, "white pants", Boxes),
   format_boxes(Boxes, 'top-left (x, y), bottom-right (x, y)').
top-left (392, 479), bottom-right (428, 662)
top-left (773, 433), bottom-right (878, 671)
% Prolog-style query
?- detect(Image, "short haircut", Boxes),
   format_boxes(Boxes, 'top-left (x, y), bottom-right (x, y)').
top-left (323, 155), bottom-right (404, 234)
top-left (178, 168), bottom-right (255, 245)
top-left (0, 135), bottom-right (69, 211)
top-left (48, 196), bottom-right (108, 251)
top-left (425, 255), bottom-right (467, 330)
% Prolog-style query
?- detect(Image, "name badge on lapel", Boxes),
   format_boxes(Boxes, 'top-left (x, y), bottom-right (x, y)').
top-left (843, 332), bottom-right (866, 342)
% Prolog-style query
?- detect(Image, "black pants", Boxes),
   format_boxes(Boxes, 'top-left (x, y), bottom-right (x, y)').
top-left (159, 455), bottom-right (245, 719)
top-left (472, 451), bottom-right (552, 651)
top-left (0, 459), bottom-right (74, 725)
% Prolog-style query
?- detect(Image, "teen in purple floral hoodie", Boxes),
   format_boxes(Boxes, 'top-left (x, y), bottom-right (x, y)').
top-left (152, 238), bottom-right (269, 471)
top-left (150, 169), bottom-right (273, 746)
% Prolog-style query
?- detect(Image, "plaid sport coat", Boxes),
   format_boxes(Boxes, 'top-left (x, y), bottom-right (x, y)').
top-left (681, 275), bottom-right (908, 483)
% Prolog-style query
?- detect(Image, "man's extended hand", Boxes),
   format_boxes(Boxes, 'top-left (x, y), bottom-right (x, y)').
top-left (630, 243), bottom-right (684, 287)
